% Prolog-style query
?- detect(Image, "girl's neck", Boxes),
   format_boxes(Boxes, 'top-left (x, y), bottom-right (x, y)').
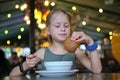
top-left (51, 41), bottom-right (64, 50)
top-left (49, 41), bottom-right (67, 54)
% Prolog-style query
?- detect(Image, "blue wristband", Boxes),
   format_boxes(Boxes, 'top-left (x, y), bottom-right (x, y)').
top-left (85, 42), bottom-right (98, 51)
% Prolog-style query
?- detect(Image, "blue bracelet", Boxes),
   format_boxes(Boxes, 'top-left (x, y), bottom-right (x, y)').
top-left (85, 42), bottom-right (98, 51)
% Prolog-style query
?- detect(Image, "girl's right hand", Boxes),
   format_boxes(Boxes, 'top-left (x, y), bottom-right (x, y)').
top-left (24, 54), bottom-right (40, 70)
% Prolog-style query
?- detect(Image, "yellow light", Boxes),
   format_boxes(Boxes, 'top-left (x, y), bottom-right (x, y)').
top-left (72, 6), bottom-right (77, 11)
top-left (20, 27), bottom-right (24, 32)
top-left (41, 41), bottom-right (50, 47)
top-left (7, 13), bottom-right (11, 18)
top-left (7, 40), bottom-right (10, 45)
top-left (34, 9), bottom-right (42, 19)
top-left (99, 8), bottom-right (103, 13)
top-left (96, 27), bottom-right (101, 32)
top-left (44, 0), bottom-right (49, 6)
top-left (51, 2), bottom-right (55, 6)
top-left (26, 20), bottom-right (30, 25)
top-left (20, 3), bottom-right (27, 11)
top-left (20, 6), bottom-right (24, 11)
top-left (42, 9), bottom-right (50, 21)
top-left (23, 3), bottom-right (27, 9)
top-left (109, 31), bottom-right (112, 35)
top-left (38, 23), bottom-right (46, 30)
top-left (16, 47), bottom-right (22, 53)
top-left (34, 9), bottom-right (42, 23)
top-left (109, 35), bottom-right (112, 40)
top-left (17, 35), bottom-right (22, 39)
top-left (24, 15), bottom-right (29, 21)
top-left (15, 4), bottom-right (19, 9)
top-left (82, 21), bottom-right (86, 26)
top-left (4, 30), bottom-right (8, 34)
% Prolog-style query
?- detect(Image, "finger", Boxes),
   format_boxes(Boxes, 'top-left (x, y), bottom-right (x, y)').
top-left (72, 34), bottom-right (82, 41)
top-left (71, 33), bottom-right (78, 40)
top-left (27, 59), bottom-right (37, 64)
top-left (29, 64), bottom-right (36, 68)
top-left (76, 37), bottom-right (85, 43)
top-left (27, 54), bottom-right (36, 59)
top-left (32, 54), bottom-right (41, 61)
top-left (27, 62), bottom-right (36, 68)
top-left (32, 54), bottom-right (38, 57)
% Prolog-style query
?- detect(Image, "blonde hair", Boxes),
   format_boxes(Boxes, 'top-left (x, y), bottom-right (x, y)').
top-left (46, 8), bottom-right (72, 43)
top-left (46, 8), bottom-right (71, 27)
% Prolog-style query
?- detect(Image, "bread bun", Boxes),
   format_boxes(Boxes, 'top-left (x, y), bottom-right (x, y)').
top-left (64, 36), bottom-right (80, 52)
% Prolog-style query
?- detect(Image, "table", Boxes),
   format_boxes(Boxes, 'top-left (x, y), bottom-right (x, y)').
top-left (1, 73), bottom-right (120, 80)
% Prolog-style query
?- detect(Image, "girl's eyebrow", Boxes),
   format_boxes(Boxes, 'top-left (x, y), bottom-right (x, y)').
top-left (55, 21), bottom-right (69, 23)
top-left (53, 22), bottom-right (60, 25)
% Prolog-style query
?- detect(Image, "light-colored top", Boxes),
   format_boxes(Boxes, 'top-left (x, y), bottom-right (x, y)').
top-left (40, 47), bottom-right (77, 70)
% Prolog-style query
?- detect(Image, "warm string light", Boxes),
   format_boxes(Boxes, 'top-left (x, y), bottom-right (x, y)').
top-left (20, 27), bottom-right (25, 32)
top-left (82, 21), bottom-right (86, 26)
top-left (7, 40), bottom-right (10, 45)
top-left (15, 4), bottom-right (19, 9)
top-left (109, 31), bottom-right (112, 35)
top-left (26, 20), bottom-right (30, 25)
top-left (18, 35), bottom-right (22, 39)
top-left (7, 13), bottom-right (12, 18)
top-left (109, 36), bottom-right (112, 40)
top-left (24, 14), bottom-right (29, 21)
top-left (44, 0), bottom-right (50, 6)
top-left (72, 6), bottom-right (77, 11)
top-left (96, 27), bottom-right (101, 32)
top-left (20, 3), bottom-right (28, 11)
top-left (51, 2), bottom-right (55, 6)
top-left (99, 8), bottom-right (103, 13)
top-left (109, 31), bottom-right (113, 40)
top-left (38, 23), bottom-right (46, 30)
top-left (4, 30), bottom-right (8, 34)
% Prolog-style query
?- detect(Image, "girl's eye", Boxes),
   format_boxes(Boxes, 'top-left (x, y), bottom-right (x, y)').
top-left (55, 26), bottom-right (60, 28)
top-left (65, 25), bottom-right (70, 27)
top-left (65, 25), bottom-right (69, 27)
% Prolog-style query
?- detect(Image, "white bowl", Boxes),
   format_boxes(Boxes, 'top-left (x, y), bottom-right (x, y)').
top-left (44, 61), bottom-right (73, 71)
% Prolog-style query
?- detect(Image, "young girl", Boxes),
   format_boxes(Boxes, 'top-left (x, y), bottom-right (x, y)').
top-left (10, 8), bottom-right (102, 76)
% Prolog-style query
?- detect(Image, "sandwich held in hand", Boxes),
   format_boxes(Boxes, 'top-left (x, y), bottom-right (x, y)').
top-left (64, 36), bottom-right (80, 52)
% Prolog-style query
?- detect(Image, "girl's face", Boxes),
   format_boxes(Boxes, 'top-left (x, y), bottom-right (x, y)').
top-left (47, 12), bottom-right (71, 42)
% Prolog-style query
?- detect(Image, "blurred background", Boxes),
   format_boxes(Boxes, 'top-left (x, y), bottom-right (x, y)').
top-left (0, 0), bottom-right (120, 74)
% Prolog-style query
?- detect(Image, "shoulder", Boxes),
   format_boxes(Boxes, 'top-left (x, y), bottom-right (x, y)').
top-left (34, 47), bottom-right (47, 60)
top-left (35, 48), bottom-right (45, 54)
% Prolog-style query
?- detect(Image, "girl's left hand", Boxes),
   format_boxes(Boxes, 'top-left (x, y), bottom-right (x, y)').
top-left (71, 31), bottom-right (94, 46)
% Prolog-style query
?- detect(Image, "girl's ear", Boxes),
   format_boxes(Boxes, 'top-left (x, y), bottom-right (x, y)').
top-left (46, 27), bottom-right (50, 35)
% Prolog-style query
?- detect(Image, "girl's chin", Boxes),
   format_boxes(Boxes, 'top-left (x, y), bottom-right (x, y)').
top-left (58, 39), bottom-right (66, 42)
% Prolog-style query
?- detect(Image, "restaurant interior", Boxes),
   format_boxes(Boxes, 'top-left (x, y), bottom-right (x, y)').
top-left (0, 0), bottom-right (120, 75)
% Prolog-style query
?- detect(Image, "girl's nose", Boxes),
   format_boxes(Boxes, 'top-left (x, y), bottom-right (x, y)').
top-left (60, 26), bottom-right (65, 31)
